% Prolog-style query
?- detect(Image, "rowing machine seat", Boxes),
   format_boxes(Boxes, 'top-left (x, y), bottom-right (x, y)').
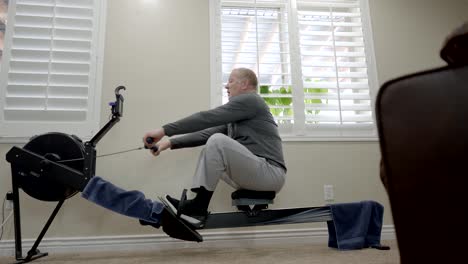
top-left (232, 189), bottom-right (276, 200)
top-left (231, 190), bottom-right (275, 216)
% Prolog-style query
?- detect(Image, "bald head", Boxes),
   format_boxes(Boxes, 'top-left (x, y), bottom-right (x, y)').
top-left (232, 68), bottom-right (258, 91)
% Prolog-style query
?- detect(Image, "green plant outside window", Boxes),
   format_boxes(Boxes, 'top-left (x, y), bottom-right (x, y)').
top-left (260, 84), bottom-right (328, 119)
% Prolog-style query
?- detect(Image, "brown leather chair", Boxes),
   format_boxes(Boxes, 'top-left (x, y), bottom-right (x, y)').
top-left (376, 22), bottom-right (468, 264)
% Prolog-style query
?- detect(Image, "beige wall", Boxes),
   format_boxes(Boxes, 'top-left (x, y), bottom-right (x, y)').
top-left (0, 0), bottom-right (467, 239)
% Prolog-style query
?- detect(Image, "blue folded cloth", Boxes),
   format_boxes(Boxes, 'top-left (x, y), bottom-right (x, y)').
top-left (327, 200), bottom-right (384, 250)
top-left (81, 176), bottom-right (164, 225)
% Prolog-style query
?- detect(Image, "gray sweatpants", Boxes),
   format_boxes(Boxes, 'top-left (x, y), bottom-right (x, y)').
top-left (192, 133), bottom-right (286, 192)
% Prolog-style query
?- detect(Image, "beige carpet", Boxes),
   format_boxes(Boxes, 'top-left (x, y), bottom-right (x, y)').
top-left (0, 240), bottom-right (399, 264)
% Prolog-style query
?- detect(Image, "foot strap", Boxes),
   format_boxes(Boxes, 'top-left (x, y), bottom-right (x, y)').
top-left (177, 189), bottom-right (188, 218)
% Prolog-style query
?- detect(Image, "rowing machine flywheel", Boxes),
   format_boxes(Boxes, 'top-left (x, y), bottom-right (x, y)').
top-left (12, 132), bottom-right (86, 201)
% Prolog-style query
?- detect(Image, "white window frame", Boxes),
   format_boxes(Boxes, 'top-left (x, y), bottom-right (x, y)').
top-left (209, 0), bottom-right (379, 141)
top-left (0, 0), bottom-right (107, 143)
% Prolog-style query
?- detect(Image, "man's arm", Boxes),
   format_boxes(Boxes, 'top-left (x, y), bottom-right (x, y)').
top-left (170, 125), bottom-right (227, 149)
top-left (163, 93), bottom-right (257, 137)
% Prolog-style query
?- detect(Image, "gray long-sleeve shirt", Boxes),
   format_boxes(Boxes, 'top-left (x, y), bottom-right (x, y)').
top-left (162, 92), bottom-right (286, 171)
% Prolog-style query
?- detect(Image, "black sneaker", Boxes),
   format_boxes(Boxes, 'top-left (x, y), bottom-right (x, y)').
top-left (162, 195), bottom-right (208, 228)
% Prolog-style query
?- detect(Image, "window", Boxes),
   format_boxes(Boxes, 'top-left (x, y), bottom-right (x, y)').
top-left (0, 0), bottom-right (9, 63)
top-left (210, 0), bottom-right (378, 140)
top-left (0, 0), bottom-right (106, 141)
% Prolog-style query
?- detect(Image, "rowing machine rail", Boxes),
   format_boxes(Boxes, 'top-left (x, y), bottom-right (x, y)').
top-left (158, 189), bottom-right (333, 242)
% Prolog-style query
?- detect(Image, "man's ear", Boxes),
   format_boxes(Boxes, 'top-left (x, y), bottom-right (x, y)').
top-left (240, 79), bottom-right (249, 90)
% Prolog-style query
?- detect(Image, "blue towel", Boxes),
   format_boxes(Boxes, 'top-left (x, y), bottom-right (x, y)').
top-left (81, 176), bottom-right (164, 225)
top-left (327, 200), bottom-right (384, 250)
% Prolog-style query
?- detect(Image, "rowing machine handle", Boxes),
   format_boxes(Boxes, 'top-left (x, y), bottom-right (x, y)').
top-left (145, 137), bottom-right (159, 152)
top-left (110, 86), bottom-right (126, 117)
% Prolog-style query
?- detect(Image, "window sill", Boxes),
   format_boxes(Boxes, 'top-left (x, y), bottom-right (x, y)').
top-left (0, 137), bottom-right (30, 144)
top-left (280, 135), bottom-right (379, 142)
top-left (0, 135), bottom-right (93, 144)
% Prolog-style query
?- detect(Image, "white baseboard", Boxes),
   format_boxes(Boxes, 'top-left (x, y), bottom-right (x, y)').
top-left (0, 225), bottom-right (395, 257)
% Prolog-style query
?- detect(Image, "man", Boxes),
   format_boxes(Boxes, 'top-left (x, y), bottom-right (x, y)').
top-left (143, 68), bottom-right (287, 227)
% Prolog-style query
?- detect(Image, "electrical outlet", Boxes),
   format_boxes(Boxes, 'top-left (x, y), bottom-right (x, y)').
top-left (5, 199), bottom-right (13, 210)
top-left (5, 192), bottom-right (14, 210)
top-left (324, 185), bottom-right (334, 201)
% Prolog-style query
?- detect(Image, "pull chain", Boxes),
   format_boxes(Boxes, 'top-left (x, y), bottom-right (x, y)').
top-left (97, 147), bottom-right (145, 158)
top-left (57, 146), bottom-right (146, 163)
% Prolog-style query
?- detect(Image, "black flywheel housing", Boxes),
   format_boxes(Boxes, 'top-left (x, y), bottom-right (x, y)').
top-left (12, 132), bottom-right (86, 201)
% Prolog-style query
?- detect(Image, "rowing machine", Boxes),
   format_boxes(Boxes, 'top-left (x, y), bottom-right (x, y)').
top-left (4, 87), bottom-right (334, 263)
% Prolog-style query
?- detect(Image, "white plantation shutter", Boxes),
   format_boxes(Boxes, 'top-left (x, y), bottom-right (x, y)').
top-left (297, 0), bottom-right (375, 138)
top-left (0, 0), bottom-right (105, 140)
top-left (215, 0), bottom-right (295, 128)
top-left (211, 0), bottom-right (377, 140)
